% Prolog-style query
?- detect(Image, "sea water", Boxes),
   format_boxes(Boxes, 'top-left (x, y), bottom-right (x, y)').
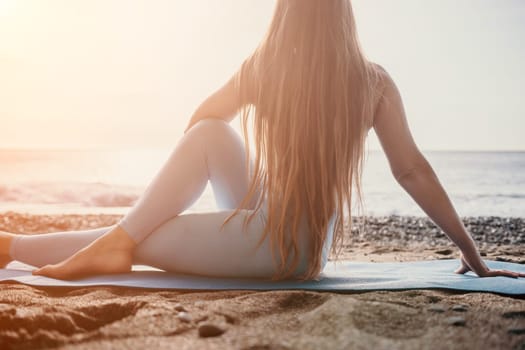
top-left (0, 149), bottom-right (523, 217)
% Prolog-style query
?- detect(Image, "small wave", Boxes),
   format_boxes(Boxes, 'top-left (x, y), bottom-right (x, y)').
top-left (0, 182), bottom-right (142, 207)
top-left (455, 193), bottom-right (525, 200)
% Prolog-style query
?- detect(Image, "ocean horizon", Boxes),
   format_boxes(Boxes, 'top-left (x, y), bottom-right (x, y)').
top-left (0, 148), bottom-right (523, 217)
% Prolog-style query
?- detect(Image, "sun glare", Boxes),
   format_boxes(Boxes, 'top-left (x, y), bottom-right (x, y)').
top-left (0, 0), bottom-right (16, 16)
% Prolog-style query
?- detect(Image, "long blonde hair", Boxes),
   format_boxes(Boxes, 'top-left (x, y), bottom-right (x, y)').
top-left (228, 0), bottom-right (382, 279)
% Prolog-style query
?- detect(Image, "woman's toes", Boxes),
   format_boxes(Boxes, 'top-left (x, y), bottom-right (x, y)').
top-left (32, 265), bottom-right (49, 276)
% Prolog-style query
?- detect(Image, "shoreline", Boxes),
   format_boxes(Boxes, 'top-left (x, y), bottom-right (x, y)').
top-left (0, 212), bottom-right (523, 349)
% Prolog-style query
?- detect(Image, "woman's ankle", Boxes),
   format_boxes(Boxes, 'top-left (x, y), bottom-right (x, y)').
top-left (102, 225), bottom-right (137, 250)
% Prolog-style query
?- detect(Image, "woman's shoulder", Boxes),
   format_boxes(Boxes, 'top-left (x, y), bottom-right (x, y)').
top-left (368, 62), bottom-right (403, 104)
top-left (369, 62), bottom-right (395, 91)
top-left (367, 62), bottom-right (403, 126)
top-left (370, 62), bottom-right (387, 74)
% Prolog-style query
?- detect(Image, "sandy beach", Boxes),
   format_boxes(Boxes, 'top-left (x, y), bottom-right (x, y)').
top-left (0, 212), bottom-right (523, 349)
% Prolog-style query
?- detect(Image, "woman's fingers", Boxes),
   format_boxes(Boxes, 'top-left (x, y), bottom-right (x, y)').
top-left (454, 255), bottom-right (471, 274)
top-left (454, 263), bottom-right (470, 274)
top-left (486, 270), bottom-right (525, 278)
top-left (454, 254), bottom-right (524, 278)
top-left (455, 267), bottom-right (525, 278)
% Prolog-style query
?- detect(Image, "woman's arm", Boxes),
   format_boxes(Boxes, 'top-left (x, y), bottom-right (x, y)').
top-left (372, 67), bottom-right (523, 278)
top-left (184, 75), bottom-right (242, 133)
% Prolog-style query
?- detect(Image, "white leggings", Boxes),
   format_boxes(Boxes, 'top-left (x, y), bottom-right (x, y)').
top-left (9, 119), bottom-right (333, 278)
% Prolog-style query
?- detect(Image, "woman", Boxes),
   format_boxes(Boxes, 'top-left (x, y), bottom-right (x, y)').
top-left (0, 0), bottom-right (522, 280)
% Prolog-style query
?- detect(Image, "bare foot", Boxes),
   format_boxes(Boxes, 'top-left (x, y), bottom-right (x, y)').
top-left (0, 255), bottom-right (12, 268)
top-left (33, 226), bottom-right (136, 280)
top-left (0, 231), bottom-right (14, 267)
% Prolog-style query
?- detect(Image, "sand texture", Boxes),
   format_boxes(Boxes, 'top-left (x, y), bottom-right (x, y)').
top-left (0, 213), bottom-right (524, 350)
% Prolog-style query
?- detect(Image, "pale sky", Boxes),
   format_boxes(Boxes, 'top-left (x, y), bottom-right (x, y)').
top-left (0, 0), bottom-right (524, 150)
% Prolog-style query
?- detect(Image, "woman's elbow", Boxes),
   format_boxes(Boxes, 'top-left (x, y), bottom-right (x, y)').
top-left (392, 157), bottom-right (434, 186)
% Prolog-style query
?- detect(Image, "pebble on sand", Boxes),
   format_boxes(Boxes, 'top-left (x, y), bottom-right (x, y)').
top-left (434, 249), bottom-right (453, 255)
top-left (507, 328), bottom-right (525, 335)
top-left (177, 312), bottom-right (192, 323)
top-left (198, 323), bottom-right (226, 338)
top-left (428, 304), bottom-right (446, 313)
top-left (174, 304), bottom-right (186, 312)
top-left (452, 304), bottom-right (468, 312)
top-left (446, 316), bottom-right (466, 326)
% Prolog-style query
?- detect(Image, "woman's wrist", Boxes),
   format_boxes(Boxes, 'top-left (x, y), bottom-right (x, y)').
top-left (459, 245), bottom-right (489, 277)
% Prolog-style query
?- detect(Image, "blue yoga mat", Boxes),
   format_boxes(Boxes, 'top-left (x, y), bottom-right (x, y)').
top-left (1, 259), bottom-right (523, 295)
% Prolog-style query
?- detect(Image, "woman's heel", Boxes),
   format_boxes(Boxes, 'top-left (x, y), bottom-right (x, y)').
top-left (0, 231), bottom-right (15, 267)
top-left (0, 254), bottom-right (12, 268)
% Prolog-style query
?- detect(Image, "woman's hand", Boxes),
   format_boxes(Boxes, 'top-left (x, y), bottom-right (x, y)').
top-left (184, 75), bottom-right (241, 134)
top-left (455, 253), bottom-right (525, 278)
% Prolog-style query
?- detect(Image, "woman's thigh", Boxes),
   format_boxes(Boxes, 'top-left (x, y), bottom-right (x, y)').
top-left (132, 209), bottom-right (302, 278)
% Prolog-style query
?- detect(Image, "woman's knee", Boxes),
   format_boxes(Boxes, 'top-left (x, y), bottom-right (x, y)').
top-left (187, 118), bottom-right (242, 151)
top-left (189, 118), bottom-right (232, 138)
